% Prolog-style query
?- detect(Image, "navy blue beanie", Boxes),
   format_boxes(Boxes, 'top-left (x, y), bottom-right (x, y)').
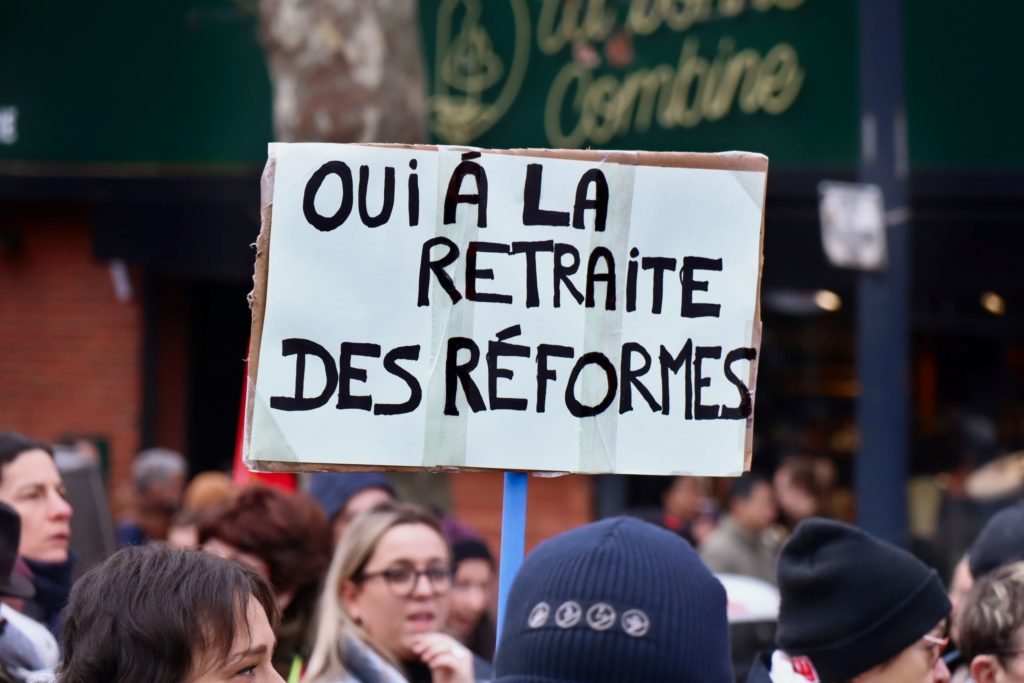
top-left (776, 518), bottom-right (950, 682)
top-left (493, 517), bottom-right (733, 683)
top-left (969, 503), bottom-right (1024, 579)
top-left (307, 473), bottom-right (396, 522)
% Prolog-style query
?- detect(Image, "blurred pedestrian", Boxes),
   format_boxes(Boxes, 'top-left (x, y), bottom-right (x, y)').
top-left (199, 484), bottom-right (331, 679)
top-left (772, 457), bottom-right (819, 533)
top-left (57, 544), bottom-right (283, 683)
top-left (446, 539), bottom-right (496, 662)
top-left (746, 518), bottom-right (951, 683)
top-left (653, 476), bottom-right (716, 546)
top-left (116, 448), bottom-right (187, 547)
top-left (0, 433), bottom-right (74, 636)
top-left (0, 502), bottom-right (58, 681)
top-left (968, 503), bottom-right (1024, 580)
top-left (304, 502), bottom-right (489, 683)
top-left (308, 473), bottom-right (396, 545)
top-left (957, 561), bottom-right (1024, 683)
top-left (945, 555), bottom-right (975, 683)
top-left (700, 473), bottom-right (780, 585)
top-left (166, 471), bottom-right (233, 549)
top-left (944, 503), bottom-right (1024, 681)
top-left (492, 516), bottom-right (733, 682)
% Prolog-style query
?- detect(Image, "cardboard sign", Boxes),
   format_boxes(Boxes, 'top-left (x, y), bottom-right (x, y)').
top-left (246, 144), bottom-right (767, 476)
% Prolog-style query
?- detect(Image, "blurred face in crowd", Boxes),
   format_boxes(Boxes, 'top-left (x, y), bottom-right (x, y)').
top-left (853, 620), bottom-right (950, 683)
top-left (733, 481), bottom-right (777, 533)
top-left (663, 477), bottom-right (703, 520)
top-left (949, 556), bottom-right (973, 644)
top-left (342, 522), bottom-right (451, 660)
top-left (334, 487), bottom-right (395, 543)
top-left (190, 595), bottom-right (284, 683)
top-left (0, 449), bottom-right (73, 563)
top-left (145, 473), bottom-right (186, 512)
top-left (774, 467), bottom-right (818, 523)
top-left (168, 522), bottom-right (199, 550)
top-left (448, 558), bottom-right (493, 640)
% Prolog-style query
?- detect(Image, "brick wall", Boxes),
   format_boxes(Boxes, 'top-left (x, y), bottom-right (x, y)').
top-left (0, 206), bottom-right (142, 496)
top-left (448, 471), bottom-right (594, 557)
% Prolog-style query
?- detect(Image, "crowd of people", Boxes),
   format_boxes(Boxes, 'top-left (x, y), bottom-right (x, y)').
top-left (1, 429), bottom-right (1024, 683)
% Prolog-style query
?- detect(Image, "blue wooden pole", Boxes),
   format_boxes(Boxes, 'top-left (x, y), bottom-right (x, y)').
top-left (496, 471), bottom-right (528, 645)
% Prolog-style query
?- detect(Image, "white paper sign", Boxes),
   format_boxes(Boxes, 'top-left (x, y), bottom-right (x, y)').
top-left (818, 180), bottom-right (888, 271)
top-left (247, 144), bottom-right (767, 476)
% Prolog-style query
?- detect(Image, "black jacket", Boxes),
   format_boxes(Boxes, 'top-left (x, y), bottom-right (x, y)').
top-left (745, 652), bottom-right (772, 683)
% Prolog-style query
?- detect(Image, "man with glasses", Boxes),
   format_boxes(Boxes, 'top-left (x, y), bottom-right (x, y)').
top-left (958, 561), bottom-right (1024, 683)
top-left (747, 518), bottom-right (952, 683)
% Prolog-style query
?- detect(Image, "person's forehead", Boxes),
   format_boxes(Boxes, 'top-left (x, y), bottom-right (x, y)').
top-left (2, 450), bottom-right (60, 485)
top-left (346, 487), bottom-right (393, 511)
top-left (370, 523), bottom-right (448, 564)
top-left (198, 595), bottom-right (275, 679)
top-left (235, 594), bottom-right (274, 647)
top-left (456, 558), bottom-right (493, 580)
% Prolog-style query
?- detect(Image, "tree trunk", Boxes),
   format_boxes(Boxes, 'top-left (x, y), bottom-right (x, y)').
top-left (259, 0), bottom-right (428, 143)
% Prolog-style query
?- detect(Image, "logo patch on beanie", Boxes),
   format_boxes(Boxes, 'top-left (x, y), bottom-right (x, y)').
top-left (528, 600), bottom-right (652, 638)
top-left (528, 602), bottom-right (550, 628)
top-left (789, 656), bottom-right (819, 682)
top-left (586, 603), bottom-right (617, 631)
top-left (555, 601), bottom-right (583, 628)
top-left (621, 609), bottom-right (650, 637)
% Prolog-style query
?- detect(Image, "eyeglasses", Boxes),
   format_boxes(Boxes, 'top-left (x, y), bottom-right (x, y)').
top-left (358, 565), bottom-right (452, 597)
top-left (922, 634), bottom-right (950, 667)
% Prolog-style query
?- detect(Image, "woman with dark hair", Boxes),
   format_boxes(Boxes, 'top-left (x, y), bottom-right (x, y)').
top-left (304, 502), bottom-right (490, 683)
top-left (0, 432), bottom-right (74, 636)
top-left (199, 483), bottom-right (331, 679)
top-left (446, 540), bottom-right (496, 662)
top-left (58, 543), bottom-right (283, 682)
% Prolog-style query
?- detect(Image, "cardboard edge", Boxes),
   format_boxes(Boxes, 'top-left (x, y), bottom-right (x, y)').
top-left (326, 143), bottom-right (768, 172)
top-left (245, 150), bottom-right (276, 462)
top-left (743, 161), bottom-right (770, 473)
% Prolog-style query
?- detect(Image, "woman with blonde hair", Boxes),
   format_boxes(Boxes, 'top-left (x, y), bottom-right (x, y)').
top-left (304, 502), bottom-right (489, 683)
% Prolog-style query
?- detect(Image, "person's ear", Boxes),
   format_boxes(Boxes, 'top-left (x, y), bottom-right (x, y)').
top-left (340, 579), bottom-right (362, 616)
top-left (970, 654), bottom-right (1001, 683)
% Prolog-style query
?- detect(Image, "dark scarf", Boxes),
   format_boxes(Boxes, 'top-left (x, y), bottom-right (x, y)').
top-left (23, 556), bottom-right (74, 637)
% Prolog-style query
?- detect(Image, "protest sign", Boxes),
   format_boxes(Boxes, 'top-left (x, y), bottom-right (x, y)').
top-left (246, 144), bottom-right (767, 476)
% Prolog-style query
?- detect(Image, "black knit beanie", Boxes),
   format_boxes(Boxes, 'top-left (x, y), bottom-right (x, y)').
top-left (775, 518), bottom-right (950, 682)
top-left (453, 538), bottom-right (494, 568)
top-left (493, 517), bottom-right (733, 683)
top-left (969, 503), bottom-right (1024, 579)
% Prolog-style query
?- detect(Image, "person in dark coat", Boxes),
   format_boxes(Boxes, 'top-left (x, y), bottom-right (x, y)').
top-left (0, 433), bottom-right (74, 637)
top-left (746, 518), bottom-right (951, 683)
top-left (0, 501), bottom-right (59, 680)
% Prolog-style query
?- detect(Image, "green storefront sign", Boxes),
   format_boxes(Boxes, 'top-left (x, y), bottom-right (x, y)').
top-left (1, 1), bottom-right (1019, 172)
top-left (421, 0), bottom-right (858, 168)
